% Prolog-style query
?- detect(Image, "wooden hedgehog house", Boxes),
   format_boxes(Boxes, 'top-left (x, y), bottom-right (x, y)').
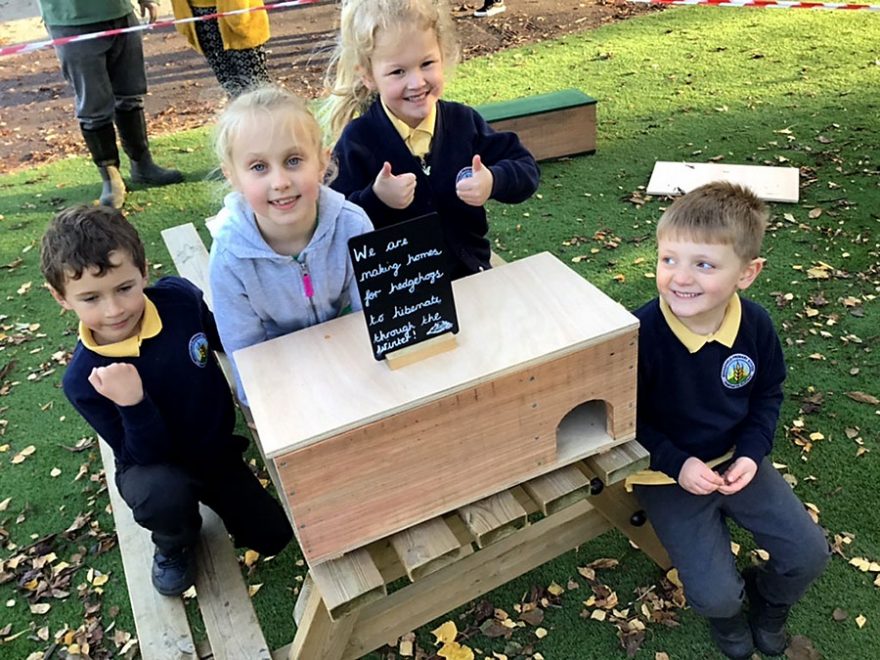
top-left (236, 252), bottom-right (638, 565)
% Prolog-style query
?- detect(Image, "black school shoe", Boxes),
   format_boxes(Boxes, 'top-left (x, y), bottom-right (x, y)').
top-left (744, 566), bottom-right (791, 656)
top-left (708, 612), bottom-right (756, 660)
top-left (152, 546), bottom-right (196, 597)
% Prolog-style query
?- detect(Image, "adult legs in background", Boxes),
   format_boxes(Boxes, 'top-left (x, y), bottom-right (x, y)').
top-left (191, 6), bottom-right (271, 98)
top-left (49, 13), bottom-right (181, 208)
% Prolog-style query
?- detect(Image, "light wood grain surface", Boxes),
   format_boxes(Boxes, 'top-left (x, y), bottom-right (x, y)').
top-left (237, 252), bottom-right (638, 457)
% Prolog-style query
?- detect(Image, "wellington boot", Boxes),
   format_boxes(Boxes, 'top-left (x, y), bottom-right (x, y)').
top-left (708, 612), bottom-right (755, 660)
top-left (115, 107), bottom-right (183, 186)
top-left (129, 152), bottom-right (184, 186)
top-left (98, 165), bottom-right (126, 209)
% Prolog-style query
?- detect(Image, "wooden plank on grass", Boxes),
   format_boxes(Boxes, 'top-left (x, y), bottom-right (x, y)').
top-left (646, 161), bottom-right (799, 203)
top-left (99, 441), bottom-right (196, 659)
top-left (309, 549), bottom-right (386, 620)
top-left (457, 490), bottom-right (528, 548)
top-left (194, 507), bottom-right (271, 660)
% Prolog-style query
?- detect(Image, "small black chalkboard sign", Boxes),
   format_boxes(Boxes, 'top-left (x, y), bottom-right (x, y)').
top-left (348, 213), bottom-right (459, 361)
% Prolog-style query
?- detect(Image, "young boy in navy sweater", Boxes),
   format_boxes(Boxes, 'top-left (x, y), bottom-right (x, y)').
top-left (41, 205), bottom-right (292, 597)
top-left (633, 182), bottom-right (828, 659)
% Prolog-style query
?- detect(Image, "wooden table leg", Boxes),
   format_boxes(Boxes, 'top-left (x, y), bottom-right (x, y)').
top-left (288, 578), bottom-right (359, 660)
top-left (588, 480), bottom-right (672, 570)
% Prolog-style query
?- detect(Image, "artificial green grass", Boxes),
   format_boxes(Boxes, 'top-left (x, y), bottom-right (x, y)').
top-left (1, 7), bottom-right (878, 659)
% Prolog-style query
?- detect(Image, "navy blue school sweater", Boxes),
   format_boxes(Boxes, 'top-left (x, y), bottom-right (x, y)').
top-left (62, 277), bottom-right (238, 469)
top-left (633, 297), bottom-right (786, 479)
top-left (331, 98), bottom-right (539, 278)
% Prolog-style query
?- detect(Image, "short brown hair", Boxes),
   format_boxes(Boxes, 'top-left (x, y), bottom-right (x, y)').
top-left (40, 205), bottom-right (146, 295)
top-left (656, 181), bottom-right (769, 262)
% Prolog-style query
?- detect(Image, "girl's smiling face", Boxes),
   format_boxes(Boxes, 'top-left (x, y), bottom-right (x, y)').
top-left (363, 25), bottom-right (445, 129)
top-left (225, 110), bottom-right (326, 244)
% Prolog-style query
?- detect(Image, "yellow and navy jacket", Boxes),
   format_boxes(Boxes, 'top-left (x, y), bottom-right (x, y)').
top-left (62, 277), bottom-right (239, 469)
top-left (633, 296), bottom-right (786, 480)
top-left (331, 98), bottom-right (539, 279)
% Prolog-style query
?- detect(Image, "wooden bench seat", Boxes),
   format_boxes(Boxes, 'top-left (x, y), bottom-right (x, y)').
top-left (477, 88), bottom-right (598, 162)
top-left (99, 441), bottom-right (272, 660)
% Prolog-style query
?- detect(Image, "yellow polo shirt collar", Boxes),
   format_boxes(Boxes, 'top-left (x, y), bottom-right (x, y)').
top-left (381, 100), bottom-right (436, 159)
top-left (79, 296), bottom-right (162, 358)
top-left (660, 294), bottom-right (741, 353)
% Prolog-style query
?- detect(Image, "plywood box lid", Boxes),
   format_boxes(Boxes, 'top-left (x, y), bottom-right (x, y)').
top-left (236, 252), bottom-right (638, 457)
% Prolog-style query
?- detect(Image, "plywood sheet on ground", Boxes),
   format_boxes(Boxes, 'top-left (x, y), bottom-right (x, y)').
top-left (646, 161), bottom-right (799, 203)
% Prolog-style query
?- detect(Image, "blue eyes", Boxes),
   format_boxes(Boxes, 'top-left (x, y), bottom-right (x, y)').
top-left (661, 257), bottom-right (715, 270)
top-left (249, 157), bottom-right (301, 173)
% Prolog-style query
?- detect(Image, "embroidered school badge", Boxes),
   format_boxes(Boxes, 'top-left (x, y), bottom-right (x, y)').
top-left (188, 333), bottom-right (209, 368)
top-left (721, 353), bottom-right (755, 389)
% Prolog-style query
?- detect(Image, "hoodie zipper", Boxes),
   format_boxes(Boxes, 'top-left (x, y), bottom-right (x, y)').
top-left (298, 256), bottom-right (319, 324)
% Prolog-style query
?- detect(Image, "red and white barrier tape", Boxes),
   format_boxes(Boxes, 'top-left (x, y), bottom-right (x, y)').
top-left (629, 0), bottom-right (880, 10)
top-left (0, 0), bottom-right (324, 58)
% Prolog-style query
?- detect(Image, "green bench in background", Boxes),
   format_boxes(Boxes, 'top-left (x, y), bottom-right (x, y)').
top-left (477, 88), bottom-right (597, 162)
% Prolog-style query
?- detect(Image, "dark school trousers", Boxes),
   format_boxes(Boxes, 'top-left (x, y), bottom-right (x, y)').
top-left (115, 445), bottom-right (293, 556)
top-left (47, 13), bottom-right (146, 129)
top-left (635, 458), bottom-right (829, 619)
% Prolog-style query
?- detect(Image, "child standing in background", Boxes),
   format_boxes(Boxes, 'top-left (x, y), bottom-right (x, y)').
top-left (208, 86), bottom-right (373, 403)
top-left (632, 182), bottom-right (828, 659)
top-left (324, 0), bottom-right (539, 279)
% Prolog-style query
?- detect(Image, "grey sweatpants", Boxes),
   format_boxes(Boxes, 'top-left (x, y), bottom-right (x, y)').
top-left (635, 457), bottom-right (829, 618)
top-left (47, 12), bottom-right (146, 130)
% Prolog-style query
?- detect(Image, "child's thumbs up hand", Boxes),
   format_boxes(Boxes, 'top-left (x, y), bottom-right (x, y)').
top-left (456, 155), bottom-right (493, 207)
top-left (89, 363), bottom-right (144, 407)
top-left (373, 162), bottom-right (416, 210)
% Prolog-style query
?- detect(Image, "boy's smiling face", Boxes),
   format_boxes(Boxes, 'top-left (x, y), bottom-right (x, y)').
top-left (656, 235), bottom-right (762, 335)
top-left (50, 250), bottom-right (148, 346)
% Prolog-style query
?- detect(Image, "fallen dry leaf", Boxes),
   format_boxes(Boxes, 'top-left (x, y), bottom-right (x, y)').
top-left (432, 621), bottom-right (458, 645)
top-left (399, 631), bottom-right (415, 657)
top-left (437, 641), bottom-right (474, 660)
top-left (845, 391), bottom-right (879, 406)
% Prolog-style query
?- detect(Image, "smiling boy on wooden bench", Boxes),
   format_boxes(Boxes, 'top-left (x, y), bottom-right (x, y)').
top-left (40, 205), bottom-right (293, 598)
